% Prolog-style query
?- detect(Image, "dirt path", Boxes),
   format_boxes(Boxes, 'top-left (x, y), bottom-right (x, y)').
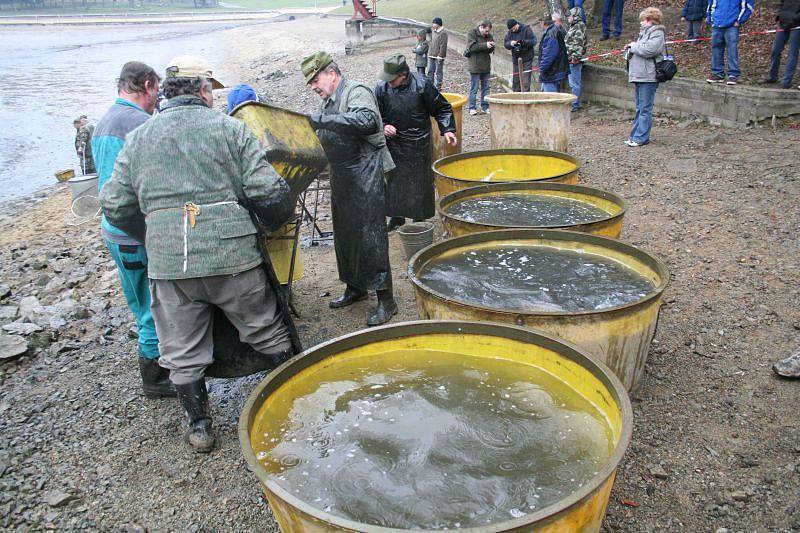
top-left (1, 16), bottom-right (798, 532)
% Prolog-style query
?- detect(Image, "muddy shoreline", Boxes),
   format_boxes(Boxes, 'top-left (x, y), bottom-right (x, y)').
top-left (1, 16), bottom-right (799, 532)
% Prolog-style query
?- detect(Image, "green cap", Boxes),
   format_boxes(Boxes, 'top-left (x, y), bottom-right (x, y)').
top-left (301, 51), bottom-right (333, 84)
top-left (379, 53), bottom-right (410, 82)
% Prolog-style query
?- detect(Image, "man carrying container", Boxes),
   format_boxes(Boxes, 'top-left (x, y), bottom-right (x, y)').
top-left (92, 61), bottom-right (174, 400)
top-left (374, 53), bottom-right (456, 232)
top-left (100, 55), bottom-right (296, 453)
top-left (302, 51), bottom-right (399, 327)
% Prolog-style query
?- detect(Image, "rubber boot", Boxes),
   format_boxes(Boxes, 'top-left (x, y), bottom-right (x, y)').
top-left (175, 380), bottom-right (215, 453)
top-left (367, 288), bottom-right (398, 327)
top-left (329, 285), bottom-right (368, 309)
top-left (138, 357), bottom-right (177, 399)
top-left (387, 216), bottom-right (406, 232)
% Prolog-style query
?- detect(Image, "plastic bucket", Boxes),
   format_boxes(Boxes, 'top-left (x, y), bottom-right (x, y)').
top-left (396, 221), bottom-right (434, 259)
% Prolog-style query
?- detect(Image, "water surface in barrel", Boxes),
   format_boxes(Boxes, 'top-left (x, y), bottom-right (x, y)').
top-left (446, 193), bottom-right (610, 227)
top-left (419, 245), bottom-right (654, 312)
top-left (253, 350), bottom-right (613, 529)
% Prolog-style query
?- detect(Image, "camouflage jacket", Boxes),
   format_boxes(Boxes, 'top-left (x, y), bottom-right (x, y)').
top-left (100, 95), bottom-right (293, 280)
top-left (75, 124), bottom-right (96, 173)
top-left (565, 20), bottom-right (588, 63)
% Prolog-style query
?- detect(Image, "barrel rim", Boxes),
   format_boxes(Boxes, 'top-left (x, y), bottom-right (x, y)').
top-left (408, 228), bottom-right (670, 317)
top-left (238, 319), bottom-right (633, 533)
top-left (432, 148), bottom-right (580, 185)
top-left (66, 173), bottom-right (99, 184)
top-left (485, 91), bottom-right (577, 105)
top-left (436, 182), bottom-right (627, 231)
top-left (439, 92), bottom-right (468, 107)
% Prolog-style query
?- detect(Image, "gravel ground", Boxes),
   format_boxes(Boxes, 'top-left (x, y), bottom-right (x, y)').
top-left (1, 16), bottom-right (799, 533)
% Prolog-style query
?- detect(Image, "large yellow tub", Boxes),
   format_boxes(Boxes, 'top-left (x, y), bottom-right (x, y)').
top-left (432, 149), bottom-right (579, 199)
top-left (240, 320), bottom-right (632, 532)
top-left (438, 182), bottom-right (626, 239)
top-left (409, 230), bottom-right (670, 392)
top-left (431, 93), bottom-right (467, 163)
top-left (485, 92), bottom-right (576, 152)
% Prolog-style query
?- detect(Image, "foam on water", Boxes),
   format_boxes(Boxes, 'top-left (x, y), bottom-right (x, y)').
top-left (446, 193), bottom-right (610, 227)
top-left (419, 245), bottom-right (655, 312)
top-left (252, 350), bottom-right (614, 530)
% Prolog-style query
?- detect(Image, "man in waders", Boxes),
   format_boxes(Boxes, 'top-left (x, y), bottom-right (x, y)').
top-left (374, 53), bottom-right (456, 232)
top-left (92, 61), bottom-right (175, 400)
top-left (302, 51), bottom-right (399, 327)
top-left (101, 56), bottom-right (295, 453)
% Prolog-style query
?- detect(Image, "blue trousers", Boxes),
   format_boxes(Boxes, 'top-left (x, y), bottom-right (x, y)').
top-left (427, 58), bottom-right (444, 89)
top-left (469, 72), bottom-right (491, 111)
top-left (105, 241), bottom-right (160, 359)
top-left (711, 26), bottom-right (740, 78)
top-left (602, 0), bottom-right (625, 37)
top-left (567, 0), bottom-right (587, 22)
top-left (540, 81), bottom-right (560, 92)
top-left (768, 27), bottom-right (800, 86)
top-left (630, 82), bottom-right (658, 144)
top-left (568, 63), bottom-right (583, 109)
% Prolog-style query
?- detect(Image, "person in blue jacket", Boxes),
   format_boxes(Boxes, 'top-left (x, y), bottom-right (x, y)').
top-left (92, 62), bottom-right (175, 399)
top-left (538, 13), bottom-right (569, 92)
top-left (682, 0), bottom-right (709, 40)
top-left (706, 0), bottom-right (755, 84)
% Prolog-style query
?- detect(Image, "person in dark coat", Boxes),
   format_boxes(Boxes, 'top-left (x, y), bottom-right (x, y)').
top-left (303, 51), bottom-right (399, 327)
top-left (681, 0), bottom-right (709, 40)
top-left (466, 20), bottom-right (495, 114)
top-left (412, 30), bottom-right (429, 75)
top-left (761, 0), bottom-right (800, 88)
top-left (504, 18), bottom-right (537, 92)
top-left (374, 53), bottom-right (457, 232)
top-left (538, 13), bottom-right (569, 92)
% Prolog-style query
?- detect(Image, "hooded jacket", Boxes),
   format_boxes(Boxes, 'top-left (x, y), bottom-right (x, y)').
top-left (707, 0), bottom-right (754, 28)
top-left (565, 8), bottom-right (588, 63)
top-left (627, 24), bottom-right (667, 83)
top-left (682, 0), bottom-right (710, 20)
top-left (776, 0), bottom-right (800, 29)
top-left (538, 23), bottom-right (569, 82)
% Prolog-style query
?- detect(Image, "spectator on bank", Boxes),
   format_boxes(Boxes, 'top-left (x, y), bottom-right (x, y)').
top-left (413, 30), bottom-right (429, 75)
top-left (566, 7), bottom-right (588, 111)
top-left (428, 17), bottom-right (448, 90)
top-left (706, 0), bottom-right (754, 85)
top-left (504, 18), bottom-right (537, 92)
top-left (624, 7), bottom-right (667, 147)
top-left (538, 13), bottom-right (569, 92)
top-left (601, 0), bottom-right (626, 40)
top-left (73, 115), bottom-right (96, 175)
top-left (466, 20), bottom-right (495, 115)
top-left (682, 0), bottom-right (709, 41)
top-left (760, 0), bottom-right (800, 88)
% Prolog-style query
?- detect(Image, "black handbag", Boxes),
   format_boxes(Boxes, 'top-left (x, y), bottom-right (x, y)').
top-left (463, 47), bottom-right (471, 58)
top-left (653, 42), bottom-right (677, 82)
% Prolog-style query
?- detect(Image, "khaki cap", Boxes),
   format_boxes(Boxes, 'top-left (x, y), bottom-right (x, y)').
top-left (301, 51), bottom-right (333, 84)
top-left (378, 53), bottom-right (409, 82)
top-left (165, 55), bottom-right (225, 89)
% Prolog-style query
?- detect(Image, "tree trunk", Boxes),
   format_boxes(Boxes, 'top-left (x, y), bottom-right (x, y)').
top-left (543, 0), bottom-right (566, 18)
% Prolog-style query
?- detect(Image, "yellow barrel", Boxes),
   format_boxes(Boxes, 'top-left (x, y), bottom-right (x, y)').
top-left (485, 92), bottom-right (576, 152)
top-left (408, 230), bottom-right (670, 392)
top-left (264, 222), bottom-right (303, 284)
top-left (239, 320), bottom-right (633, 532)
top-left (432, 148), bottom-right (579, 199)
top-left (438, 182), bottom-right (626, 238)
top-left (430, 92), bottom-right (467, 163)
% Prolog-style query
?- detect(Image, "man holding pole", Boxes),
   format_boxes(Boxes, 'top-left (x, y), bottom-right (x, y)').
top-left (504, 18), bottom-right (537, 92)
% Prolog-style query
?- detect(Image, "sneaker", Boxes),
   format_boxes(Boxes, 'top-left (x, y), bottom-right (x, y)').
top-left (469, 109), bottom-right (478, 116)
top-left (624, 139), bottom-right (643, 147)
top-left (726, 76), bottom-right (738, 85)
top-left (706, 74), bottom-right (725, 83)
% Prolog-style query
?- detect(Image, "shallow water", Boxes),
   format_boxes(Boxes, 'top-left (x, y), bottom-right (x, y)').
top-left (419, 245), bottom-right (655, 312)
top-left (253, 349), bottom-right (613, 529)
top-left (446, 194), bottom-right (610, 227)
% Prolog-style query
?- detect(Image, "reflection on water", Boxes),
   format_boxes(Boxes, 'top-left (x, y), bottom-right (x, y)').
top-left (253, 349), bottom-right (613, 529)
top-left (0, 20), bottom-right (279, 206)
top-left (446, 193), bottom-right (610, 227)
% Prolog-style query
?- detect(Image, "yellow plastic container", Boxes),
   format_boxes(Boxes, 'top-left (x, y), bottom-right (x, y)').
top-left (264, 222), bottom-right (303, 284)
top-left (430, 92), bottom-right (467, 163)
top-left (438, 182), bottom-right (626, 239)
top-left (239, 320), bottom-right (633, 532)
top-left (409, 230), bottom-right (670, 392)
top-left (485, 92), bottom-right (576, 152)
top-left (432, 148), bottom-right (579, 199)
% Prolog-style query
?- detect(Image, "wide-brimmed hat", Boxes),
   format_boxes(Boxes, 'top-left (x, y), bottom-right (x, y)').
top-left (165, 55), bottom-right (225, 89)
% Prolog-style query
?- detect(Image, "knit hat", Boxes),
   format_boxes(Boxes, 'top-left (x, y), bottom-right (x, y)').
top-left (506, 18), bottom-right (518, 29)
top-left (432, 16), bottom-right (443, 26)
top-left (227, 84), bottom-right (258, 113)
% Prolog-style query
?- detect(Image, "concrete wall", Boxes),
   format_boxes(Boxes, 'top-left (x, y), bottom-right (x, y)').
top-left (346, 16), bottom-right (800, 126)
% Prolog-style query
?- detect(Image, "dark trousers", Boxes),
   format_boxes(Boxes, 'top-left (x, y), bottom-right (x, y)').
top-left (512, 58), bottom-right (533, 91)
top-left (417, 66), bottom-right (426, 76)
top-left (768, 27), bottom-right (800, 86)
top-left (602, 0), bottom-right (625, 37)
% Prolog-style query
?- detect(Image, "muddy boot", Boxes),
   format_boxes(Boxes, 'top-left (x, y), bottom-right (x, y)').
top-left (773, 347), bottom-right (800, 379)
top-left (175, 380), bottom-right (215, 453)
top-left (329, 285), bottom-right (368, 309)
top-left (138, 357), bottom-right (177, 399)
top-left (367, 289), bottom-right (398, 327)
top-left (387, 216), bottom-right (406, 232)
